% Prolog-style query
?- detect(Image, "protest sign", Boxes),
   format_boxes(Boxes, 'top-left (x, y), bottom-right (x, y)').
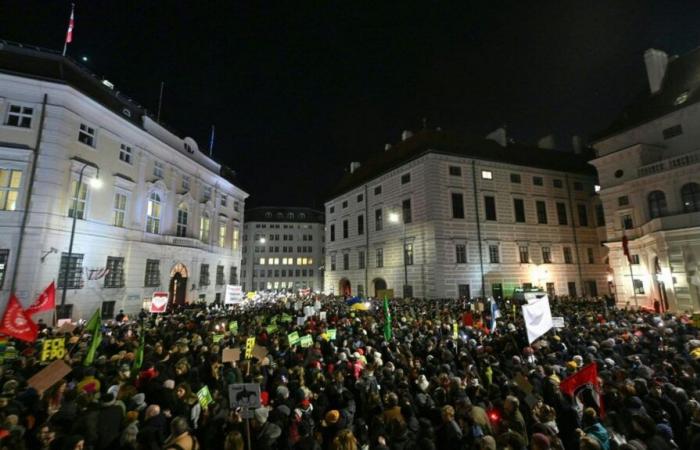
top-left (300, 335), bottom-right (313, 348)
top-left (40, 338), bottom-right (66, 361)
top-left (197, 385), bottom-right (214, 408)
top-left (229, 321), bottom-right (238, 334)
top-left (222, 347), bottom-right (240, 363)
top-left (245, 337), bottom-right (255, 359)
top-left (288, 331), bottom-right (300, 346)
top-left (28, 360), bottom-right (72, 395)
top-left (225, 285), bottom-right (243, 305)
top-left (150, 292), bottom-right (169, 313)
top-left (327, 329), bottom-right (337, 340)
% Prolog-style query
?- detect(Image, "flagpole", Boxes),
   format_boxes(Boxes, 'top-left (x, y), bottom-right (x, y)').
top-left (62, 4), bottom-right (74, 57)
top-left (628, 261), bottom-right (638, 309)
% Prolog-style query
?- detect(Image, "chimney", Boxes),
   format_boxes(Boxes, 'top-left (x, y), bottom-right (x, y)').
top-left (349, 161), bottom-right (361, 174)
top-left (644, 48), bottom-right (668, 94)
top-left (572, 135), bottom-right (583, 154)
top-left (401, 130), bottom-right (413, 141)
top-left (537, 134), bottom-right (556, 149)
top-left (384, 143), bottom-right (392, 151)
top-left (485, 127), bottom-right (507, 147)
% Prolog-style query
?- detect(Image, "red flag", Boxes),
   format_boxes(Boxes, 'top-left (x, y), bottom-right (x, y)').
top-left (65, 6), bottom-right (75, 44)
top-left (622, 234), bottom-right (631, 264)
top-left (559, 363), bottom-right (604, 417)
top-left (0, 295), bottom-right (38, 343)
top-left (25, 282), bottom-right (56, 316)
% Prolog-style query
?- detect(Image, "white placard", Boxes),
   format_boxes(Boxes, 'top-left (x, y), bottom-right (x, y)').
top-left (225, 285), bottom-right (243, 304)
top-left (150, 292), bottom-right (169, 313)
top-left (552, 316), bottom-right (565, 329)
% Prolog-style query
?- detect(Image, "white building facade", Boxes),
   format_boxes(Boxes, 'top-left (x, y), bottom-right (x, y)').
top-left (241, 207), bottom-right (324, 293)
top-left (0, 43), bottom-right (247, 319)
top-left (325, 130), bottom-right (609, 300)
top-left (591, 47), bottom-right (700, 311)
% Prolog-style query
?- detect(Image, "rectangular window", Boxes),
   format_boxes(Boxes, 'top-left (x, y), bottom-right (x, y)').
top-left (342, 220), bottom-right (349, 239)
top-left (216, 265), bottom-right (225, 285)
top-left (330, 224), bottom-right (335, 242)
top-left (375, 208), bottom-right (383, 231)
top-left (484, 196), bottom-right (497, 221)
top-left (662, 124), bottom-right (683, 140)
top-left (6, 104), bottom-right (33, 128)
top-left (330, 254), bottom-right (336, 271)
top-left (556, 202), bottom-right (568, 225)
top-left (101, 301), bottom-right (116, 320)
top-left (329, 206), bottom-right (335, 214)
top-left (618, 196), bottom-right (629, 206)
top-left (481, 170), bottom-right (493, 180)
top-left (0, 249), bottom-right (8, 289)
top-left (153, 161), bottom-right (164, 178)
top-left (374, 185), bottom-right (382, 195)
top-left (546, 282), bottom-right (555, 298)
top-left (568, 281), bottom-right (577, 297)
top-left (404, 243), bottom-right (414, 265)
top-left (358, 251), bottom-right (365, 269)
top-left (199, 264), bottom-right (210, 286)
top-left (553, 179), bottom-right (563, 188)
top-left (144, 259), bottom-right (160, 287)
top-left (458, 284), bottom-right (470, 299)
top-left (455, 244), bottom-right (467, 264)
top-left (574, 181), bottom-right (584, 191)
top-left (229, 266), bottom-right (238, 285)
top-left (533, 176), bottom-right (543, 186)
top-left (519, 245), bottom-right (529, 263)
top-left (112, 192), bottom-right (127, 227)
top-left (78, 123), bottom-right (95, 147)
top-left (218, 223), bottom-right (226, 247)
top-left (232, 227), bottom-right (240, 251)
top-left (234, 201), bottom-right (239, 212)
top-left (563, 246), bottom-right (573, 264)
top-left (489, 245), bottom-right (500, 263)
top-left (401, 173), bottom-right (411, 184)
top-left (68, 179), bottom-right (88, 219)
top-left (633, 279), bottom-right (645, 294)
top-left (220, 194), bottom-right (227, 207)
top-left (119, 144), bottom-right (132, 164)
top-left (595, 204), bottom-right (605, 227)
top-left (0, 168), bottom-right (22, 211)
top-left (510, 173), bottom-right (521, 183)
top-left (577, 204), bottom-right (589, 226)
top-left (587, 247), bottom-right (595, 264)
top-left (343, 253), bottom-right (349, 270)
top-left (631, 254), bottom-right (640, 265)
top-left (542, 247), bottom-right (552, 263)
top-left (104, 257), bottom-right (125, 288)
top-left (342, 200), bottom-right (348, 209)
top-left (536, 200), bottom-right (548, 224)
top-left (449, 166), bottom-right (462, 176)
top-left (376, 248), bottom-right (384, 268)
top-left (203, 186), bottom-right (212, 201)
top-left (356, 193), bottom-right (364, 202)
top-left (513, 198), bottom-right (525, 223)
top-left (182, 175), bottom-right (190, 191)
top-left (622, 214), bottom-right (634, 230)
top-left (57, 253), bottom-right (84, 289)
top-left (357, 215), bottom-right (364, 235)
top-left (451, 193), bottom-right (465, 219)
top-left (402, 199), bottom-right (412, 223)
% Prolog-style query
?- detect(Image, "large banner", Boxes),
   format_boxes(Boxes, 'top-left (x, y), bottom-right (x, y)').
top-left (150, 292), bottom-right (169, 313)
top-left (225, 285), bottom-right (243, 304)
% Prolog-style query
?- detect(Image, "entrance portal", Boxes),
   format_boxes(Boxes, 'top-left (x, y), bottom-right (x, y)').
top-left (169, 263), bottom-right (189, 306)
top-left (373, 278), bottom-right (387, 297)
top-left (339, 278), bottom-right (351, 297)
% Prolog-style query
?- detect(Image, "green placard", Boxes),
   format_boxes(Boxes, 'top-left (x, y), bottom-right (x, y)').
top-left (288, 331), bottom-right (300, 346)
top-left (212, 334), bottom-right (225, 343)
top-left (327, 329), bottom-right (337, 340)
top-left (229, 321), bottom-right (238, 334)
top-left (197, 385), bottom-right (213, 408)
top-left (266, 324), bottom-right (278, 334)
top-left (299, 335), bottom-right (313, 348)
top-left (280, 313), bottom-right (293, 323)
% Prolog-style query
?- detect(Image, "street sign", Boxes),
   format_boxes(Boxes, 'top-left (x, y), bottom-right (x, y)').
top-left (228, 383), bottom-right (261, 409)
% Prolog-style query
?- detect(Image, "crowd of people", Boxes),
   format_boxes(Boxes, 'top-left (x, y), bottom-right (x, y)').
top-left (0, 293), bottom-right (698, 450)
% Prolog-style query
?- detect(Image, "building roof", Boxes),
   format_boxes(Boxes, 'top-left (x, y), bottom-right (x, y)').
top-left (595, 47), bottom-right (700, 141)
top-left (327, 129), bottom-right (595, 200)
top-left (244, 206), bottom-right (324, 224)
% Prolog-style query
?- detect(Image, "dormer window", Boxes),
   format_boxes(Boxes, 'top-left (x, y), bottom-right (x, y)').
top-left (184, 142), bottom-right (194, 154)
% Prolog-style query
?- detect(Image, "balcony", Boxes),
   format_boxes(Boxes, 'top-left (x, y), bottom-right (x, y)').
top-left (610, 211), bottom-right (700, 241)
top-left (638, 150), bottom-right (700, 178)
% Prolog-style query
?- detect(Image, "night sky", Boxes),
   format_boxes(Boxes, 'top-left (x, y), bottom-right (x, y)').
top-left (3, 1), bottom-right (700, 207)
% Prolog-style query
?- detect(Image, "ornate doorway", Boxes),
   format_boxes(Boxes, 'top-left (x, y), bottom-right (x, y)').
top-left (169, 263), bottom-right (189, 306)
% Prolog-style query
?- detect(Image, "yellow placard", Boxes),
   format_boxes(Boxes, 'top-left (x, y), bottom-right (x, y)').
top-left (40, 338), bottom-right (66, 362)
top-left (377, 289), bottom-right (394, 299)
top-left (245, 337), bottom-right (256, 359)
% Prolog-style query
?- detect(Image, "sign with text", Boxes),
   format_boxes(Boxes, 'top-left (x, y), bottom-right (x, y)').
top-left (150, 292), bottom-right (169, 313)
top-left (244, 337), bottom-right (255, 359)
top-left (40, 338), bottom-right (66, 362)
top-left (197, 385), bottom-right (213, 408)
top-left (300, 335), bottom-right (313, 348)
top-left (288, 331), bottom-right (300, 346)
top-left (228, 383), bottom-right (261, 409)
top-left (552, 317), bottom-right (565, 329)
top-left (225, 285), bottom-right (243, 305)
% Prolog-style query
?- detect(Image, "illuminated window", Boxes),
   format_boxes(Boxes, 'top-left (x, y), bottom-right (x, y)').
top-left (176, 203), bottom-right (188, 237)
top-left (113, 192), bottom-right (127, 227)
top-left (199, 213), bottom-right (210, 242)
top-left (0, 169), bottom-right (22, 211)
top-left (68, 178), bottom-right (88, 219)
top-left (146, 192), bottom-right (161, 234)
top-left (481, 170), bottom-right (493, 180)
top-left (259, 258), bottom-right (266, 265)
top-left (218, 223), bottom-right (226, 247)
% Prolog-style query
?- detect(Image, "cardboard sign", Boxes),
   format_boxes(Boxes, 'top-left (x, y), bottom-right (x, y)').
top-left (552, 317), bottom-right (566, 329)
top-left (327, 329), bottom-right (337, 340)
top-left (245, 337), bottom-right (255, 359)
top-left (225, 285), bottom-right (243, 305)
top-left (28, 360), bottom-right (72, 395)
top-left (41, 338), bottom-right (66, 362)
top-left (300, 335), bottom-right (313, 348)
top-left (229, 321), bottom-right (238, 334)
top-left (150, 292), bottom-right (169, 313)
top-left (222, 347), bottom-right (240, 363)
top-left (56, 322), bottom-right (77, 335)
top-left (288, 331), bottom-right (300, 346)
top-left (197, 385), bottom-right (214, 408)
top-left (252, 345), bottom-right (268, 361)
top-left (228, 383), bottom-right (261, 409)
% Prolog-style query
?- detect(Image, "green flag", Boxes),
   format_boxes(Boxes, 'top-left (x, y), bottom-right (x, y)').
top-left (383, 297), bottom-right (392, 341)
top-left (85, 308), bottom-right (101, 334)
top-left (133, 327), bottom-right (145, 370)
top-left (83, 326), bottom-right (102, 366)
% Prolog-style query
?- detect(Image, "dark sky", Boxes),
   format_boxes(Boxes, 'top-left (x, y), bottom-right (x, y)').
top-left (3, 1), bottom-right (700, 207)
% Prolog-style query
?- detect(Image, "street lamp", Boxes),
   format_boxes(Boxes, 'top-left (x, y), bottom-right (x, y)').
top-left (58, 161), bottom-right (101, 319)
top-left (388, 210), bottom-right (409, 298)
top-left (259, 237), bottom-right (266, 244)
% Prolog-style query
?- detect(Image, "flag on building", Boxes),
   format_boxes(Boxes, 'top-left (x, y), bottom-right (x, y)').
top-left (521, 296), bottom-right (553, 344)
top-left (383, 297), bottom-right (392, 341)
top-left (83, 309), bottom-right (102, 366)
top-left (559, 363), bottom-right (604, 417)
top-left (622, 234), bottom-right (631, 264)
top-left (25, 282), bottom-right (56, 316)
top-left (65, 5), bottom-right (75, 44)
top-left (490, 298), bottom-right (501, 333)
top-left (0, 295), bottom-right (38, 342)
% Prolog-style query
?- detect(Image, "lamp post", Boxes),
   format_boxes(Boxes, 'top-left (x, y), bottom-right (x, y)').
top-left (388, 210), bottom-right (409, 298)
top-left (58, 162), bottom-right (101, 319)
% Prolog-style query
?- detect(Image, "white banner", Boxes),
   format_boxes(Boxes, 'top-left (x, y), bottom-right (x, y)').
top-left (150, 292), bottom-right (169, 313)
top-left (522, 296), bottom-right (553, 344)
top-left (225, 285), bottom-right (243, 304)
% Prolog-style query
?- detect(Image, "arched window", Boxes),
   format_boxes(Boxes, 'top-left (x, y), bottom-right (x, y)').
top-left (681, 182), bottom-right (700, 213)
top-left (647, 190), bottom-right (667, 219)
top-left (176, 203), bottom-right (188, 237)
top-left (199, 212), bottom-right (210, 242)
top-left (146, 192), bottom-right (161, 234)
top-left (287, 212), bottom-right (294, 219)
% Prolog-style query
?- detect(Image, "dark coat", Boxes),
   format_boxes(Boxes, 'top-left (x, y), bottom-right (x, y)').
top-left (97, 403), bottom-right (123, 450)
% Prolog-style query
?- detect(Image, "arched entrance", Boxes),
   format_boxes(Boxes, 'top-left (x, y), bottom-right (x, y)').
top-left (373, 278), bottom-right (387, 297)
top-left (169, 263), bottom-right (189, 306)
top-left (339, 278), bottom-right (351, 297)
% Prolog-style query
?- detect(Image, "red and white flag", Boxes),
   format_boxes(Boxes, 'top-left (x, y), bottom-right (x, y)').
top-left (622, 234), bottom-right (631, 264)
top-left (0, 295), bottom-right (38, 343)
top-left (560, 363), bottom-right (604, 417)
top-left (65, 5), bottom-right (75, 44)
top-left (25, 282), bottom-right (56, 316)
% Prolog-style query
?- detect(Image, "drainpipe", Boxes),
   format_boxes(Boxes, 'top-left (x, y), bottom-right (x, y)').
top-left (364, 184), bottom-right (369, 297)
top-left (471, 161), bottom-right (485, 298)
top-left (10, 94), bottom-right (48, 297)
top-left (565, 174), bottom-right (585, 295)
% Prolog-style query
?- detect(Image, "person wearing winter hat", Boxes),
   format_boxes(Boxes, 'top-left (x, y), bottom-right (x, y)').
top-left (531, 433), bottom-right (551, 450)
